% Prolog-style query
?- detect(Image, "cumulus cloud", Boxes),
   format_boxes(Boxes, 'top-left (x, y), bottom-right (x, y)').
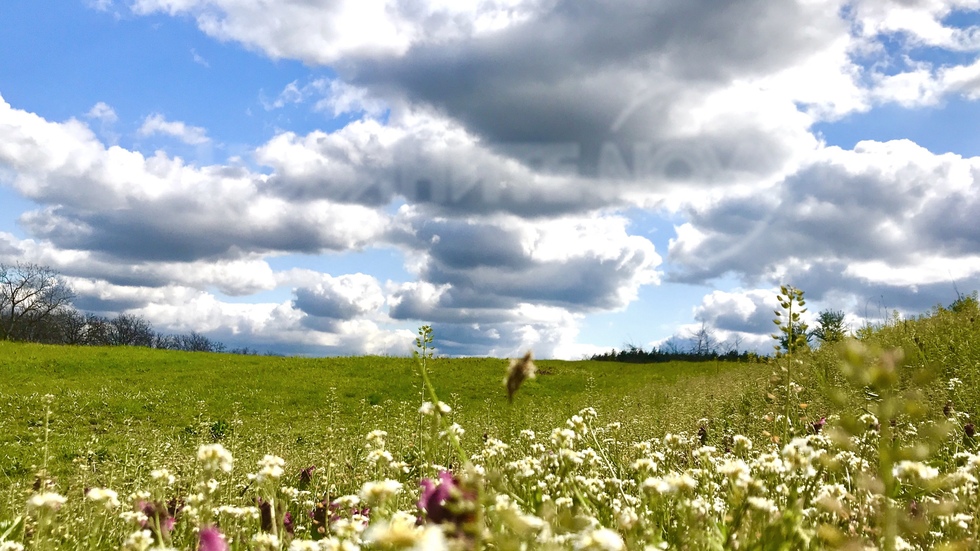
top-left (0, 95), bottom-right (390, 263)
top-left (11, 1), bottom-right (980, 356)
top-left (292, 272), bottom-right (385, 321)
top-left (138, 113), bottom-right (211, 145)
top-left (265, 78), bottom-right (387, 118)
top-left (130, 0), bottom-right (555, 63)
top-left (668, 139), bottom-right (980, 313)
top-left (86, 102), bottom-right (118, 124)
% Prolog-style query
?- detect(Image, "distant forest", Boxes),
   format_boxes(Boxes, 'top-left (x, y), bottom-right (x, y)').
top-left (0, 262), bottom-right (258, 354)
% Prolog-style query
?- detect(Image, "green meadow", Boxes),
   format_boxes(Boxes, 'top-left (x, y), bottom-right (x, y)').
top-left (0, 295), bottom-right (979, 549)
top-left (0, 342), bottom-right (770, 486)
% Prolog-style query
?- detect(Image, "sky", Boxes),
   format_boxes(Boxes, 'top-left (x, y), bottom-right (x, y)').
top-left (2, 0), bottom-right (980, 358)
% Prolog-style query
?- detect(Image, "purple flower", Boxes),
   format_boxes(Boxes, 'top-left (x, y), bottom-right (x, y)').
top-left (283, 511), bottom-right (295, 535)
top-left (136, 501), bottom-right (174, 543)
top-left (298, 465), bottom-right (316, 488)
top-left (199, 526), bottom-right (229, 551)
top-left (417, 471), bottom-right (476, 531)
top-left (811, 417), bottom-right (826, 434)
top-left (257, 497), bottom-right (274, 532)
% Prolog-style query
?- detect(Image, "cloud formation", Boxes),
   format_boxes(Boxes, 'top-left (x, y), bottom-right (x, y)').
top-left (138, 113), bottom-right (211, 145)
top-left (2, 1), bottom-right (980, 356)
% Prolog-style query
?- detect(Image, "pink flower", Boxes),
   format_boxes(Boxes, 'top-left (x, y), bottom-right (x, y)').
top-left (199, 526), bottom-right (229, 551)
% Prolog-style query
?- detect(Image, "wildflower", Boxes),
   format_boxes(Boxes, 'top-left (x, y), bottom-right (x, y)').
top-left (364, 511), bottom-right (426, 548)
top-left (418, 471), bottom-right (477, 531)
top-left (966, 423), bottom-right (976, 438)
top-left (256, 455), bottom-right (286, 483)
top-left (198, 443), bottom-right (234, 473)
top-left (504, 351), bottom-right (536, 402)
top-left (251, 533), bottom-right (280, 551)
top-left (299, 465), bottom-right (316, 488)
top-left (810, 417), bottom-right (826, 434)
top-left (732, 435), bottom-right (753, 455)
top-left (150, 468), bottom-right (176, 486)
top-left (136, 500), bottom-right (175, 542)
top-left (717, 459), bottom-right (752, 489)
top-left (0, 542), bottom-right (25, 551)
top-left (568, 415), bottom-right (588, 435)
top-left (893, 461), bottom-right (939, 482)
top-left (440, 423), bottom-right (465, 439)
top-left (747, 497), bottom-right (779, 515)
top-left (121, 529), bottom-right (154, 551)
top-left (360, 479), bottom-right (403, 505)
top-left (199, 526), bottom-right (229, 551)
top-left (574, 527), bottom-right (624, 551)
top-left (27, 491), bottom-right (66, 512)
top-left (437, 401), bottom-right (451, 414)
top-left (366, 429), bottom-right (387, 446)
top-left (86, 487), bottom-right (121, 510)
top-left (288, 541), bottom-right (320, 551)
top-left (419, 401), bottom-right (434, 415)
top-left (257, 497), bottom-right (276, 532)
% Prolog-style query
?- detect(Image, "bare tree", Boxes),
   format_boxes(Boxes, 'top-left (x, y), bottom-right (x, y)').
top-left (688, 321), bottom-right (717, 357)
top-left (110, 313), bottom-right (155, 347)
top-left (0, 263), bottom-right (75, 341)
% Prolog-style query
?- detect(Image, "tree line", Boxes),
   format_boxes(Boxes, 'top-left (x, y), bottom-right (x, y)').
top-left (0, 262), bottom-right (257, 354)
top-left (591, 294), bottom-right (850, 363)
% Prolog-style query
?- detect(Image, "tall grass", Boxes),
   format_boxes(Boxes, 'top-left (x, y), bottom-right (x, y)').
top-left (0, 296), bottom-right (976, 549)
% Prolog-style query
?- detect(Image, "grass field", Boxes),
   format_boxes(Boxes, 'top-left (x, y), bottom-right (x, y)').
top-left (1, 298), bottom-right (979, 549)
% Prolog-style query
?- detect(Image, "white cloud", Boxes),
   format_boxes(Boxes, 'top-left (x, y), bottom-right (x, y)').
top-left (849, 0), bottom-right (980, 51)
top-left (0, 95), bottom-right (390, 260)
top-left (667, 138), bottom-right (980, 316)
top-left (292, 272), bottom-right (386, 320)
top-left (86, 102), bottom-right (118, 124)
top-left (130, 0), bottom-right (555, 63)
top-left (138, 113), bottom-right (211, 145)
top-left (191, 48), bottom-right (210, 67)
top-left (14, 1), bottom-right (980, 357)
top-left (264, 78), bottom-right (387, 118)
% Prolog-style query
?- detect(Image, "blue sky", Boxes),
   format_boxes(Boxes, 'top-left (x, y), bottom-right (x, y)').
top-left (2, 0), bottom-right (980, 357)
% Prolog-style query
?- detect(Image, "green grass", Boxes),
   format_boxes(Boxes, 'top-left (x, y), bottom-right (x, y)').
top-left (3, 298), bottom-right (979, 549)
top-left (0, 342), bottom-right (770, 495)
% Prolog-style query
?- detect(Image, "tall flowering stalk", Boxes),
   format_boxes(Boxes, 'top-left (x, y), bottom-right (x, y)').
top-left (413, 325), bottom-right (468, 467)
top-left (772, 285), bottom-right (808, 443)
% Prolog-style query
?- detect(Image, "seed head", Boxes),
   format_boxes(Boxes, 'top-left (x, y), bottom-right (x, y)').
top-left (505, 351), bottom-right (536, 403)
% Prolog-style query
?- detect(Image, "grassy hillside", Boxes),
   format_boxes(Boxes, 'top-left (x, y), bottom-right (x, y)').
top-left (2, 299), bottom-right (978, 549)
top-left (0, 342), bottom-right (770, 488)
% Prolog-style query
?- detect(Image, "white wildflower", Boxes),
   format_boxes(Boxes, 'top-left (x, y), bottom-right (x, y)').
top-left (256, 455), bottom-right (286, 483)
top-left (252, 533), bottom-right (280, 551)
top-left (364, 511), bottom-right (426, 548)
top-left (575, 527), bottom-right (624, 551)
top-left (27, 492), bottom-right (66, 512)
top-left (359, 479), bottom-right (403, 504)
top-left (197, 443), bottom-right (234, 473)
top-left (747, 497), bottom-right (779, 515)
top-left (121, 529), bottom-right (154, 551)
top-left (893, 461), bottom-right (939, 482)
top-left (86, 487), bottom-right (120, 510)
